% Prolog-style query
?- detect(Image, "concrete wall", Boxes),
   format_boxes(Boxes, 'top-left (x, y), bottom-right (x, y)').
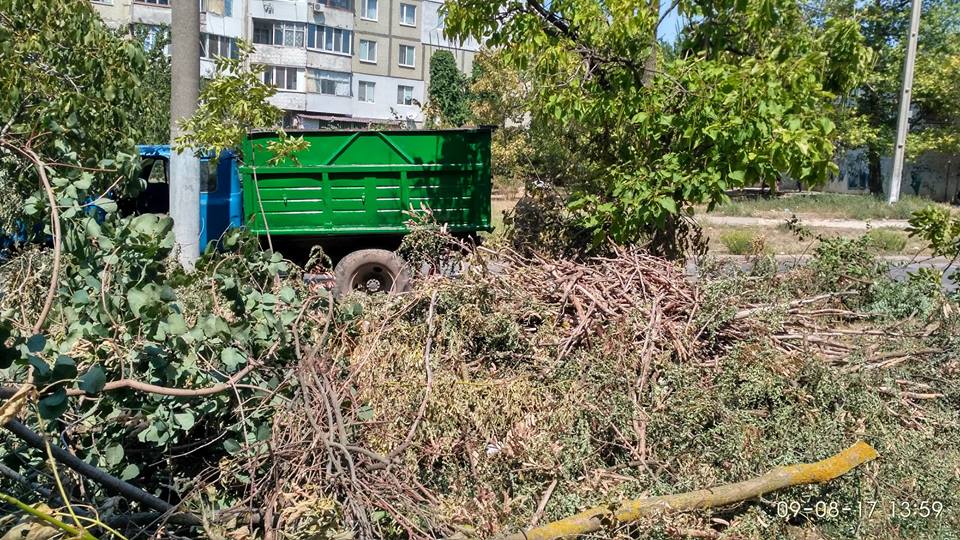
top-left (350, 73), bottom-right (424, 122)
top-left (825, 149), bottom-right (960, 202)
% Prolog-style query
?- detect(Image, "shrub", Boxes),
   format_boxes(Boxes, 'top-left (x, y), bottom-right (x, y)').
top-left (720, 230), bottom-right (763, 255)
top-left (865, 228), bottom-right (908, 253)
top-left (810, 235), bottom-right (886, 292)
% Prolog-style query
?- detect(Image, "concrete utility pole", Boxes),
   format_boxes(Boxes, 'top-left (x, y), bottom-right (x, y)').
top-left (169, 0), bottom-right (201, 268)
top-left (888, 0), bottom-right (923, 204)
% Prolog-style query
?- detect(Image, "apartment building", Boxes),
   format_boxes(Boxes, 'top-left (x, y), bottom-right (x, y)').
top-left (89, 0), bottom-right (480, 127)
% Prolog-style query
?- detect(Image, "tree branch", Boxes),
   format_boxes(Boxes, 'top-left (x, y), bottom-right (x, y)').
top-left (496, 441), bottom-right (879, 540)
top-left (0, 361), bottom-right (260, 400)
top-left (2, 419), bottom-right (192, 519)
top-left (0, 141), bottom-right (62, 335)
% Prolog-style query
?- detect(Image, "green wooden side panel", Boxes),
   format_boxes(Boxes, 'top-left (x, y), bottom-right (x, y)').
top-left (239, 128), bottom-right (492, 237)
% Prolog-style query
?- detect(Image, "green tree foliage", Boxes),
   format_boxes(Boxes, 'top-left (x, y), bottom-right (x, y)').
top-left (443, 0), bottom-right (872, 253)
top-left (840, 0), bottom-right (960, 193)
top-left (425, 50), bottom-right (471, 127)
top-left (130, 24), bottom-right (172, 144)
top-left (0, 4), bottom-right (311, 529)
top-left (0, 0), bottom-right (147, 231)
top-left (175, 40), bottom-right (306, 162)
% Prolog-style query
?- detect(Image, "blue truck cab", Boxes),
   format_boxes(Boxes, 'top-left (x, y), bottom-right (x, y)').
top-left (134, 146), bottom-right (243, 252)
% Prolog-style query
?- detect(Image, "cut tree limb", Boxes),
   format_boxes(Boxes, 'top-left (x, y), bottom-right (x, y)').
top-left (496, 441), bottom-right (878, 540)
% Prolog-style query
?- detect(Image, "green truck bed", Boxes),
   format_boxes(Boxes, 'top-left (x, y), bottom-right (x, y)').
top-left (239, 128), bottom-right (493, 237)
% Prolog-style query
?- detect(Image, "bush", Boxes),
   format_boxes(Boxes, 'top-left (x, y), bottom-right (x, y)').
top-left (810, 235), bottom-right (886, 292)
top-left (720, 230), bottom-right (764, 255)
top-left (865, 228), bottom-right (908, 253)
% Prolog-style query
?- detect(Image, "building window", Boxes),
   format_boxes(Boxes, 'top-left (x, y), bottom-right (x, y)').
top-left (224, 0), bottom-right (232, 16)
top-left (318, 0), bottom-right (352, 8)
top-left (358, 81), bottom-right (375, 103)
top-left (399, 3), bottom-right (416, 26)
top-left (397, 85), bottom-right (414, 105)
top-left (361, 0), bottom-right (377, 20)
top-left (261, 65), bottom-right (300, 91)
top-left (137, 0), bottom-right (170, 5)
top-left (359, 39), bottom-right (377, 63)
top-left (309, 69), bottom-right (351, 97)
top-left (398, 44), bottom-right (415, 67)
top-left (307, 25), bottom-right (352, 55)
top-left (201, 34), bottom-right (238, 59)
top-left (252, 19), bottom-right (305, 48)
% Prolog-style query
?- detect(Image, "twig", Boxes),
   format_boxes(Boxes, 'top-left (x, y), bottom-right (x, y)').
top-left (529, 478), bottom-right (558, 527)
top-left (380, 291), bottom-right (438, 466)
top-left (0, 142), bottom-right (62, 334)
top-left (0, 491), bottom-right (98, 540)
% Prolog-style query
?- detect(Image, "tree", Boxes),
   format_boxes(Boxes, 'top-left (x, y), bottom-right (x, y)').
top-left (130, 24), bottom-right (172, 145)
top-left (840, 0), bottom-right (960, 194)
top-left (443, 0), bottom-right (871, 253)
top-left (0, 8), bottom-right (308, 536)
top-left (0, 0), bottom-right (147, 233)
top-left (426, 50), bottom-right (471, 127)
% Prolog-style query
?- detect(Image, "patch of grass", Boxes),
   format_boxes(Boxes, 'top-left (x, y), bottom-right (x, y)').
top-left (720, 230), bottom-right (762, 255)
top-left (711, 193), bottom-right (945, 220)
top-left (865, 228), bottom-right (908, 253)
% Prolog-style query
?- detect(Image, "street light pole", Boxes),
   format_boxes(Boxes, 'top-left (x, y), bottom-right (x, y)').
top-left (169, 0), bottom-right (201, 267)
top-left (888, 0), bottom-right (923, 204)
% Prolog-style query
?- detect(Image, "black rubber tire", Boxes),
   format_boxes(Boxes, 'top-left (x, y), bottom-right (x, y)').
top-left (333, 249), bottom-right (411, 296)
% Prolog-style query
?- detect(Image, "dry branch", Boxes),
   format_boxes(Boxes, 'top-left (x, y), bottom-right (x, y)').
top-left (496, 441), bottom-right (878, 540)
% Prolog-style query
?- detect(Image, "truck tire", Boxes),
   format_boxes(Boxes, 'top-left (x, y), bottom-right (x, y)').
top-left (334, 249), bottom-right (411, 296)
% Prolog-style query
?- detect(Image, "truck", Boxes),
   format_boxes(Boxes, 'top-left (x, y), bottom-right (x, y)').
top-left (131, 127), bottom-right (493, 294)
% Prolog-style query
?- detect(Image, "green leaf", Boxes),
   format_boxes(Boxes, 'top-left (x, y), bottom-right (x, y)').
top-left (174, 411), bottom-right (195, 430)
top-left (223, 438), bottom-right (242, 455)
top-left (105, 444), bottom-right (125, 466)
top-left (120, 464), bottom-right (140, 481)
top-left (52, 355), bottom-right (77, 381)
top-left (656, 197), bottom-right (678, 215)
top-left (79, 365), bottom-right (106, 395)
top-left (279, 286), bottom-right (296, 303)
top-left (27, 356), bottom-right (50, 378)
top-left (39, 388), bottom-right (68, 419)
top-left (26, 334), bottom-right (46, 353)
top-left (166, 313), bottom-right (188, 335)
top-left (220, 347), bottom-right (245, 370)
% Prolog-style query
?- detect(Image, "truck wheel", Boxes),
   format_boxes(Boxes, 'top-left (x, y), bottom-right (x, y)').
top-left (334, 249), bottom-right (411, 296)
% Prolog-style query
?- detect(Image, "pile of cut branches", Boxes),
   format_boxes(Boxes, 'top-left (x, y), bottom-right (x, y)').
top-left (221, 242), bottom-right (959, 540)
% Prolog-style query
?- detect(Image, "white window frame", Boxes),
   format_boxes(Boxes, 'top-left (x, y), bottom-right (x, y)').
top-left (399, 3), bottom-right (416, 26)
top-left (361, 0), bottom-right (378, 21)
top-left (358, 39), bottom-right (377, 63)
top-left (262, 65), bottom-right (300, 92)
top-left (308, 24), bottom-right (353, 55)
top-left (309, 69), bottom-right (352, 97)
top-left (397, 85), bottom-right (414, 105)
top-left (398, 44), bottom-right (415, 68)
top-left (358, 81), bottom-right (376, 103)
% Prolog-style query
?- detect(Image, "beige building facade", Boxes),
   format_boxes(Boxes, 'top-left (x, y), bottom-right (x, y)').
top-left (90, 0), bottom-right (479, 127)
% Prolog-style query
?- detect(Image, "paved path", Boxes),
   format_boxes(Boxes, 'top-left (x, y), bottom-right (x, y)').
top-left (699, 215), bottom-right (911, 230)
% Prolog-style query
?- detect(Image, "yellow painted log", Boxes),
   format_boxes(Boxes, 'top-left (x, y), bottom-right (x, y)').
top-left (496, 441), bottom-right (878, 540)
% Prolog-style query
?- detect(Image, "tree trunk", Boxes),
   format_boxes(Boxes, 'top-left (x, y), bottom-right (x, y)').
top-left (868, 148), bottom-right (884, 195)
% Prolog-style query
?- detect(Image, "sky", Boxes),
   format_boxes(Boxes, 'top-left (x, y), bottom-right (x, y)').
top-left (657, 5), bottom-right (686, 44)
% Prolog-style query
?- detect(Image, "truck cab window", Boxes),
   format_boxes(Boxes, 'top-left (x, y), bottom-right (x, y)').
top-left (199, 160), bottom-right (217, 192)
